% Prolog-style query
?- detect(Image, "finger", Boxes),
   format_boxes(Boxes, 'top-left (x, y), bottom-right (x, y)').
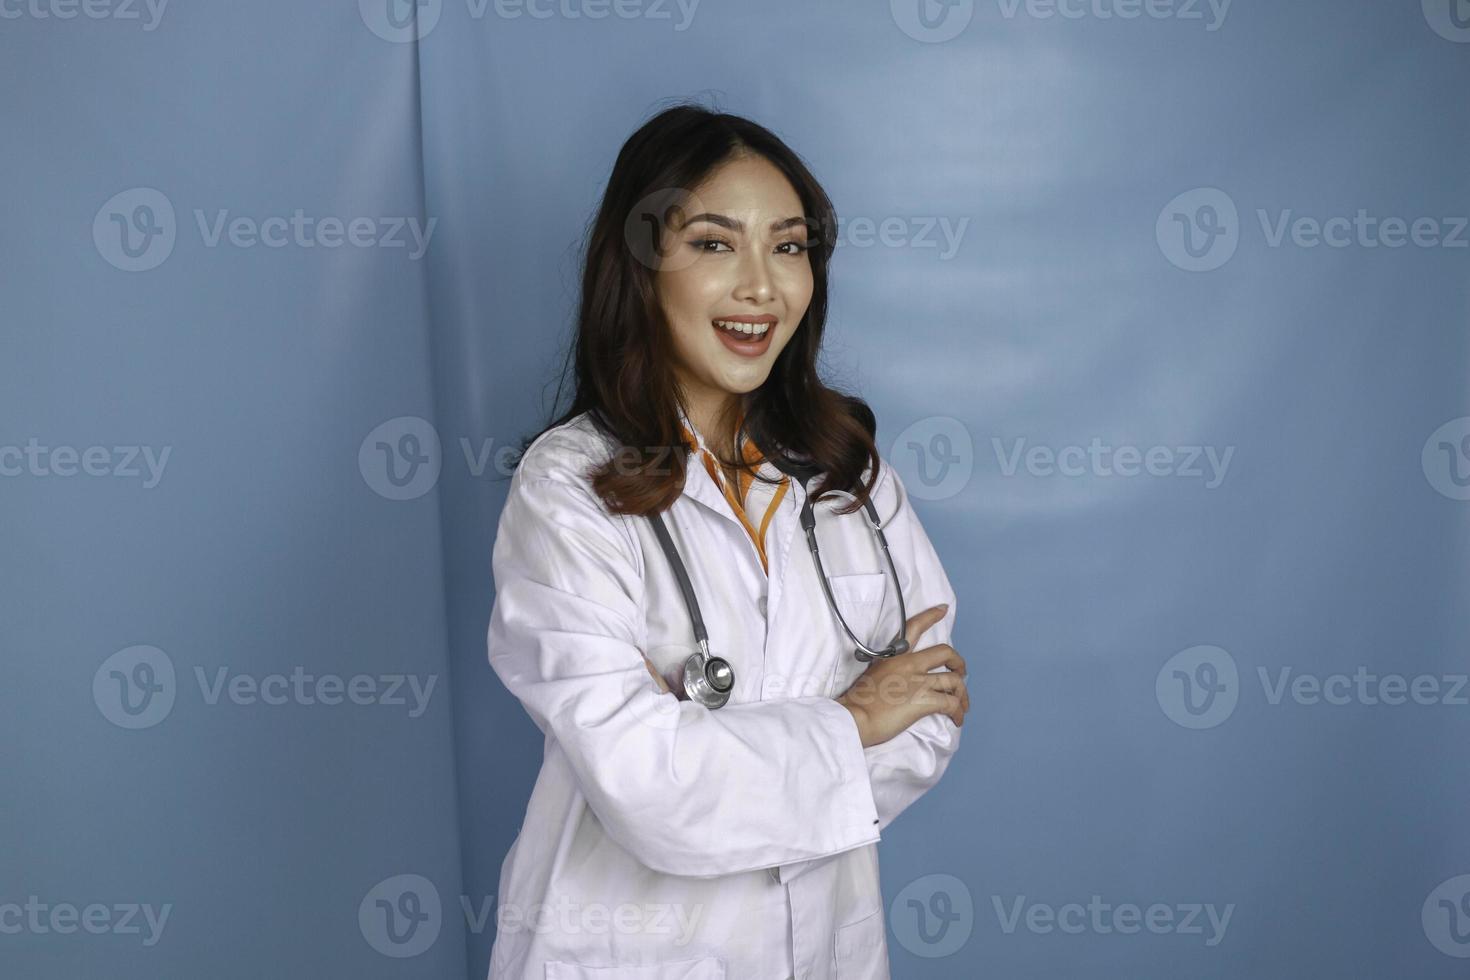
top-left (910, 643), bottom-right (964, 676)
top-left (925, 671), bottom-right (967, 697)
top-left (643, 656), bottom-right (670, 693)
top-left (903, 603), bottom-right (950, 651)
top-left (929, 691), bottom-right (964, 727)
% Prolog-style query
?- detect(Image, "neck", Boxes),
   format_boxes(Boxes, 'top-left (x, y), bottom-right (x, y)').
top-left (683, 389), bottom-right (743, 458)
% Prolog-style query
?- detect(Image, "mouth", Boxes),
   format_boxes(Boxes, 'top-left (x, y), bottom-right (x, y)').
top-left (711, 318), bottom-right (775, 358)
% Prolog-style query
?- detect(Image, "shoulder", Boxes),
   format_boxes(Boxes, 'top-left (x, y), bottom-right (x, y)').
top-left (503, 412), bottom-right (641, 561)
top-left (513, 411), bottom-right (621, 491)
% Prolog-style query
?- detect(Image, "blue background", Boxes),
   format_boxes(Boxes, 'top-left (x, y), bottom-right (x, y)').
top-left (3, 0), bottom-right (1468, 977)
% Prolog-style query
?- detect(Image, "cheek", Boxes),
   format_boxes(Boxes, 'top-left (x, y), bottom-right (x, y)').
top-left (660, 264), bottom-right (730, 318)
top-left (778, 262), bottom-right (814, 305)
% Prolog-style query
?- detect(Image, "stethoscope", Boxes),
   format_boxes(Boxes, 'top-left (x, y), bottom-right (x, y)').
top-left (647, 456), bottom-right (910, 709)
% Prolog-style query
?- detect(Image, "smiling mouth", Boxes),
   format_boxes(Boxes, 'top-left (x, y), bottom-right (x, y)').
top-left (712, 319), bottom-right (773, 339)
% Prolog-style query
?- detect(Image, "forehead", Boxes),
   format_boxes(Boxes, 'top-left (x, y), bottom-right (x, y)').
top-left (690, 154), bottom-right (804, 218)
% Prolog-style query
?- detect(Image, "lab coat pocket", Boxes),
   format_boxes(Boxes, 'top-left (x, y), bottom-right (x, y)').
top-left (826, 571), bottom-right (888, 649)
top-left (833, 909), bottom-right (889, 979)
top-left (544, 957), bottom-right (725, 979)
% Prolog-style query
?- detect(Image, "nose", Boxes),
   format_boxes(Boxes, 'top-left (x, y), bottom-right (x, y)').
top-left (733, 240), bottom-right (774, 303)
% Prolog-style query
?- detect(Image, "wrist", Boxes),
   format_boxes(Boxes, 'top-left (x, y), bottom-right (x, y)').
top-left (838, 697), bottom-right (872, 748)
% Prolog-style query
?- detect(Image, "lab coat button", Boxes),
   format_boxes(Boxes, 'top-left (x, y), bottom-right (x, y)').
top-left (757, 595), bottom-right (767, 616)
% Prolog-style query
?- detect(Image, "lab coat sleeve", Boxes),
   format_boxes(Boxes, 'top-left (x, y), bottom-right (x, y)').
top-left (860, 460), bottom-right (963, 832)
top-left (770, 461), bottom-right (963, 885)
top-left (487, 460), bottom-right (882, 879)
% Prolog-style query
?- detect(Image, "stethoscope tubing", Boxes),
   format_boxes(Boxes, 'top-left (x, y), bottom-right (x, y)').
top-left (650, 470), bottom-right (910, 707)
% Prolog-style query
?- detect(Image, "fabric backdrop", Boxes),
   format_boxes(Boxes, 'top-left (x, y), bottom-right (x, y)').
top-left (3, 1), bottom-right (1467, 977)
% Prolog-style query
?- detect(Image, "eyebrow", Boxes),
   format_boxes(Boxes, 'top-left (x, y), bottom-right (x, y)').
top-left (677, 213), bottom-right (815, 234)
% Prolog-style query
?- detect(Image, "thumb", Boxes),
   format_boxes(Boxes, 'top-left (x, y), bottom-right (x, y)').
top-left (903, 603), bottom-right (949, 652)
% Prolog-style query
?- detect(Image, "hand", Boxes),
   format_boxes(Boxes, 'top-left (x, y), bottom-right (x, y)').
top-left (836, 604), bottom-right (968, 748)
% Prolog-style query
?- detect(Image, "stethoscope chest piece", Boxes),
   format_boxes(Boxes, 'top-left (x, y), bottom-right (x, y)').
top-left (682, 646), bottom-right (734, 709)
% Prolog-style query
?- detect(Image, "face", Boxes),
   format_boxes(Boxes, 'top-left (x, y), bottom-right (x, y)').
top-left (654, 153), bottom-right (815, 419)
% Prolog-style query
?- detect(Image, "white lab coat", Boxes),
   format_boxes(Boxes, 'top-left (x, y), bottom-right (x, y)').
top-left (485, 409), bottom-right (961, 980)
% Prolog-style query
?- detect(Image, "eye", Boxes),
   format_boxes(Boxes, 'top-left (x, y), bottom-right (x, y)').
top-left (775, 239), bottom-right (813, 256)
top-left (691, 238), bottom-right (732, 253)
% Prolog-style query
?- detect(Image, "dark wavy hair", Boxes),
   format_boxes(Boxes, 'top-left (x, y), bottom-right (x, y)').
top-left (512, 99), bottom-right (880, 517)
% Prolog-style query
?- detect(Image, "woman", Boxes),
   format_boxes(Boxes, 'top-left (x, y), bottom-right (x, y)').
top-left (486, 102), bottom-right (969, 980)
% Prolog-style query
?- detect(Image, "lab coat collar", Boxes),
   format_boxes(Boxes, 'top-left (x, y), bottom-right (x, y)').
top-left (673, 400), bottom-right (806, 526)
top-left (669, 400), bottom-right (809, 626)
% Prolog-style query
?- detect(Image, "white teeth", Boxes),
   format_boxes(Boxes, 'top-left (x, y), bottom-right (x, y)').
top-left (714, 319), bottom-right (771, 337)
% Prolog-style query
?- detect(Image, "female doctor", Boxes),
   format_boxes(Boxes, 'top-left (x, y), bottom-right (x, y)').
top-left (486, 103), bottom-right (969, 980)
